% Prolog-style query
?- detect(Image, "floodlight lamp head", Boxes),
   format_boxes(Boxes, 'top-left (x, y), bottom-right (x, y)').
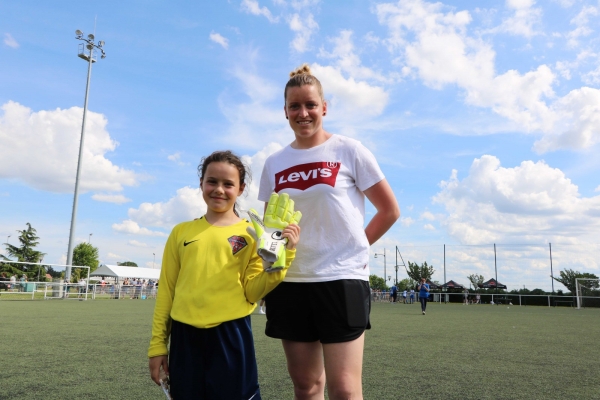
top-left (101, 54), bottom-right (106, 59)
top-left (98, 40), bottom-right (105, 47)
top-left (75, 29), bottom-right (83, 36)
top-left (374, 254), bottom-right (378, 258)
top-left (88, 33), bottom-right (95, 40)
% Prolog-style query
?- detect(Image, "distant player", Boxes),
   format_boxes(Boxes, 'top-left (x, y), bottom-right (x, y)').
top-left (148, 151), bottom-right (301, 399)
top-left (418, 278), bottom-right (430, 315)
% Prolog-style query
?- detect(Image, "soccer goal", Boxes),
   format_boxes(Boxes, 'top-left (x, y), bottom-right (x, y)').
top-left (575, 278), bottom-right (600, 309)
top-left (0, 260), bottom-right (90, 301)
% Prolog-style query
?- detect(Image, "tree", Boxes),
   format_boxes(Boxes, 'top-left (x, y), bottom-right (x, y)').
top-left (118, 261), bottom-right (138, 267)
top-left (397, 278), bottom-right (417, 291)
top-left (405, 261), bottom-right (435, 282)
top-left (72, 242), bottom-right (100, 281)
top-left (467, 274), bottom-right (484, 290)
top-left (553, 269), bottom-right (599, 293)
top-left (2, 223), bottom-right (45, 277)
top-left (369, 275), bottom-right (387, 291)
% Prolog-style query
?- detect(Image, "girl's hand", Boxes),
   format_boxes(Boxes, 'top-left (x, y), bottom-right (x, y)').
top-left (283, 223), bottom-right (301, 250)
top-left (149, 355), bottom-right (169, 385)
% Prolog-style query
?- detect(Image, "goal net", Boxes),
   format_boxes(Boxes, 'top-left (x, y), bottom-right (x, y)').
top-left (0, 260), bottom-right (90, 301)
top-left (575, 278), bottom-right (600, 309)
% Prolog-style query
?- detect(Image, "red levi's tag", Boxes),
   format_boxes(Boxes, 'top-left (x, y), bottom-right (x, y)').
top-left (274, 162), bottom-right (341, 192)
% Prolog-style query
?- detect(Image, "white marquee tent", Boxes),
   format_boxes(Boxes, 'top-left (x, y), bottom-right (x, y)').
top-left (90, 265), bottom-right (161, 281)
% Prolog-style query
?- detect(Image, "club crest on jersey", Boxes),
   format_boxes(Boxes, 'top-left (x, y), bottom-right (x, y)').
top-left (228, 236), bottom-right (248, 255)
top-left (275, 161), bottom-right (341, 192)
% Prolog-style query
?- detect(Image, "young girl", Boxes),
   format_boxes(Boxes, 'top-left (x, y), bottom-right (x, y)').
top-left (258, 64), bottom-right (400, 399)
top-left (148, 150), bottom-right (301, 400)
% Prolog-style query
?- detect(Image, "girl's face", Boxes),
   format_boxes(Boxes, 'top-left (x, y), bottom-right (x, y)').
top-left (284, 84), bottom-right (328, 148)
top-left (200, 161), bottom-right (245, 217)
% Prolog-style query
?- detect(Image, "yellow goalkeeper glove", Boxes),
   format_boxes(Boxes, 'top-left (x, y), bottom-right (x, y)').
top-left (247, 193), bottom-right (302, 272)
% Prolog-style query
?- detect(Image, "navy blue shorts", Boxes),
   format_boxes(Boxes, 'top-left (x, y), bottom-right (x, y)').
top-left (169, 317), bottom-right (261, 400)
top-left (265, 279), bottom-right (371, 344)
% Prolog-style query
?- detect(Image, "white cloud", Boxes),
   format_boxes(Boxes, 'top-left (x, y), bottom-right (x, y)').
top-left (128, 240), bottom-right (148, 247)
top-left (421, 211), bottom-right (435, 221)
top-left (534, 87), bottom-right (600, 152)
top-left (288, 13), bottom-right (318, 52)
top-left (217, 65), bottom-right (292, 148)
top-left (0, 101), bottom-right (138, 193)
top-left (239, 143), bottom-right (284, 213)
top-left (311, 63), bottom-right (389, 120)
top-left (566, 5), bottom-right (598, 48)
top-left (595, 185), bottom-right (600, 192)
top-left (112, 220), bottom-right (168, 237)
top-left (400, 217), bottom-right (415, 227)
top-left (209, 32), bottom-right (229, 49)
top-left (433, 155), bottom-right (600, 245)
top-left (91, 194), bottom-right (132, 204)
top-left (241, 0), bottom-right (278, 23)
top-left (374, 1), bottom-right (600, 152)
top-left (167, 152), bottom-right (181, 162)
top-left (582, 65), bottom-right (600, 86)
top-left (551, 0), bottom-right (576, 7)
top-left (3, 33), bottom-right (19, 48)
top-left (126, 187), bottom-right (204, 228)
top-left (106, 253), bottom-right (123, 260)
top-left (423, 223), bottom-right (436, 230)
top-left (492, 0), bottom-right (542, 38)
top-left (318, 30), bottom-right (392, 83)
top-left (554, 49), bottom-right (595, 80)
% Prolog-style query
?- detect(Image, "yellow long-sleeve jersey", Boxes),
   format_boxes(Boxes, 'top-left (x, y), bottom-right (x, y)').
top-left (148, 216), bottom-right (295, 358)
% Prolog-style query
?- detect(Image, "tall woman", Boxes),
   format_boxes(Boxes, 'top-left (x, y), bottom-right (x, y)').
top-left (258, 64), bottom-right (400, 400)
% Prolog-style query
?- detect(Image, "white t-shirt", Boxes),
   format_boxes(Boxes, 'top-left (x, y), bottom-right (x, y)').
top-left (258, 134), bottom-right (384, 282)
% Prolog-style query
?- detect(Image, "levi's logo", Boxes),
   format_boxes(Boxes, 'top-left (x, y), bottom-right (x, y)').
top-left (275, 162), bottom-right (341, 192)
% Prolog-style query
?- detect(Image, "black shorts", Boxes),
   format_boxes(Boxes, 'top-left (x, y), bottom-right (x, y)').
top-left (264, 279), bottom-right (371, 344)
top-left (169, 317), bottom-right (261, 400)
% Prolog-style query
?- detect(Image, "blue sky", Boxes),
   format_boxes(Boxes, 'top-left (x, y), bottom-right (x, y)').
top-left (1, 0), bottom-right (599, 291)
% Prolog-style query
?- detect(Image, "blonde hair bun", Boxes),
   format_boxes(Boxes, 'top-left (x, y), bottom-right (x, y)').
top-left (289, 63), bottom-right (312, 78)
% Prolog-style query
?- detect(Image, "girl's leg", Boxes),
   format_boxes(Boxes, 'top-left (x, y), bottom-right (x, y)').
top-left (282, 340), bottom-right (326, 400)
top-left (323, 333), bottom-right (365, 400)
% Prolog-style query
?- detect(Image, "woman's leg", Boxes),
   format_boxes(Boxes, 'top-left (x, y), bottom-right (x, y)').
top-left (282, 340), bottom-right (326, 400)
top-left (323, 333), bottom-right (365, 400)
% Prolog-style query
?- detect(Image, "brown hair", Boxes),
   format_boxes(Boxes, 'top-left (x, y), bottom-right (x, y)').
top-left (284, 63), bottom-right (325, 103)
top-left (197, 150), bottom-right (250, 216)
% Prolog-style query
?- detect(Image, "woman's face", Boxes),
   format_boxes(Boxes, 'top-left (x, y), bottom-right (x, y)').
top-left (284, 84), bottom-right (328, 148)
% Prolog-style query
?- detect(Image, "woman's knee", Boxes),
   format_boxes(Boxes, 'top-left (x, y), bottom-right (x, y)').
top-left (326, 380), bottom-right (362, 400)
top-left (290, 369), bottom-right (325, 398)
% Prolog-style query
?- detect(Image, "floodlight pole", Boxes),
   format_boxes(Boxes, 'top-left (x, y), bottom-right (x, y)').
top-left (153, 253), bottom-right (156, 269)
top-left (443, 244), bottom-right (446, 290)
top-left (374, 249), bottom-right (386, 283)
top-left (549, 243), bottom-right (554, 293)
top-left (65, 30), bottom-right (106, 282)
top-left (494, 243), bottom-right (498, 295)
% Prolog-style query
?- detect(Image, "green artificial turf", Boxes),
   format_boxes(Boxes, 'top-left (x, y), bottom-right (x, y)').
top-left (1, 299), bottom-right (599, 399)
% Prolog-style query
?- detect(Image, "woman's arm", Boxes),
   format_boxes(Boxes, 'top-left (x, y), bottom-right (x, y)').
top-left (363, 179), bottom-right (400, 245)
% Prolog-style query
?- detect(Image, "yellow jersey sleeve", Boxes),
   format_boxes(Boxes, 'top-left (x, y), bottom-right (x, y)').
top-left (243, 248), bottom-right (296, 304)
top-left (148, 225), bottom-right (180, 358)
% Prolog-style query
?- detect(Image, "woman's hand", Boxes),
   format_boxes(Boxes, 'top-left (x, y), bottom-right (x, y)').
top-left (283, 223), bottom-right (301, 250)
top-left (149, 355), bottom-right (169, 385)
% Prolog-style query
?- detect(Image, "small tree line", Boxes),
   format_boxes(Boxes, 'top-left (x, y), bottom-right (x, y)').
top-left (1, 223), bottom-right (139, 283)
top-left (368, 257), bottom-right (598, 295)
